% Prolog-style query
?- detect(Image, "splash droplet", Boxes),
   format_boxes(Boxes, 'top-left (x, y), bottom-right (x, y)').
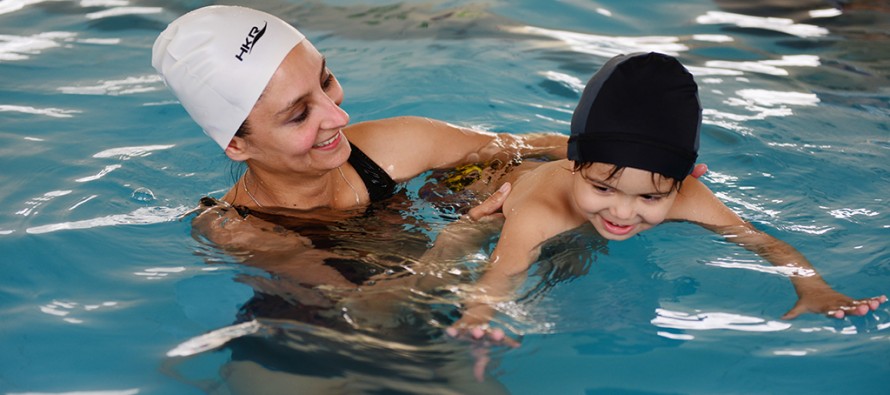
top-left (131, 187), bottom-right (155, 203)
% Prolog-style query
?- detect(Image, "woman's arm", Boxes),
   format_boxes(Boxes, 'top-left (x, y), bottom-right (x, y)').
top-left (191, 204), bottom-right (359, 288)
top-left (344, 116), bottom-right (567, 181)
top-left (674, 178), bottom-right (886, 318)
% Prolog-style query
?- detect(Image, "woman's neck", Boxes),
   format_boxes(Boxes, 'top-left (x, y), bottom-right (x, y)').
top-left (232, 165), bottom-right (361, 210)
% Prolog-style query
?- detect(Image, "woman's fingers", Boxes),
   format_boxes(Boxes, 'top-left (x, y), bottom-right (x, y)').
top-left (466, 182), bottom-right (511, 221)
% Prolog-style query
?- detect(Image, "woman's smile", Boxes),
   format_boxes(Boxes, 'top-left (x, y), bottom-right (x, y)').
top-left (313, 130), bottom-right (343, 150)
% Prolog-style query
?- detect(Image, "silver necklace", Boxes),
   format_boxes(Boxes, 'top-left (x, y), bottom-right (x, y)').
top-left (338, 166), bottom-right (361, 205)
top-left (242, 168), bottom-right (263, 207)
top-left (242, 167), bottom-right (360, 207)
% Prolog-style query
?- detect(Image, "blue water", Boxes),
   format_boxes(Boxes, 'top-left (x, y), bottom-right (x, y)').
top-left (2, 0), bottom-right (889, 394)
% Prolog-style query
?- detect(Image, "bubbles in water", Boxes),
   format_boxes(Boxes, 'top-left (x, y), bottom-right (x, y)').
top-left (131, 187), bottom-right (155, 203)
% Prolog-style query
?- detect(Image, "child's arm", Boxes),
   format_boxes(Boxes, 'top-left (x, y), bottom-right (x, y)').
top-left (447, 200), bottom-right (564, 341)
top-left (674, 178), bottom-right (887, 318)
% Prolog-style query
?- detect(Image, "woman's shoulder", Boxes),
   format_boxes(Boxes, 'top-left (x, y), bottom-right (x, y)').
top-left (344, 116), bottom-right (460, 180)
top-left (343, 116), bottom-right (423, 152)
top-left (344, 116), bottom-right (430, 139)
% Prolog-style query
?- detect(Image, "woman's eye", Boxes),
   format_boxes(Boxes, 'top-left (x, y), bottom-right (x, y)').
top-left (592, 185), bottom-right (610, 193)
top-left (322, 74), bottom-right (334, 90)
top-left (291, 109), bottom-right (310, 124)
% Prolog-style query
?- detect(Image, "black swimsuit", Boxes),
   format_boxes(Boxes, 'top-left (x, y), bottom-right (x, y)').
top-left (348, 144), bottom-right (397, 202)
top-left (198, 146), bottom-right (409, 325)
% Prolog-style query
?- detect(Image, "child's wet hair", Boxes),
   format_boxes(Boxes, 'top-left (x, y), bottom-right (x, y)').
top-left (572, 161), bottom-right (684, 193)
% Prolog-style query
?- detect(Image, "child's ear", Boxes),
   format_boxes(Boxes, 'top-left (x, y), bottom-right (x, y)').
top-left (225, 136), bottom-right (249, 162)
top-left (692, 163), bottom-right (708, 178)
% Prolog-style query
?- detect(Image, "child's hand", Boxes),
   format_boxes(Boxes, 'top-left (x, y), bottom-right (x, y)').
top-left (782, 291), bottom-right (887, 320)
top-left (445, 305), bottom-right (520, 382)
top-left (445, 305), bottom-right (520, 347)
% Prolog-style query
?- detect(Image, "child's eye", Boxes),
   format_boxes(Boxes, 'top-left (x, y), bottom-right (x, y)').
top-left (592, 185), bottom-right (611, 193)
top-left (640, 194), bottom-right (663, 202)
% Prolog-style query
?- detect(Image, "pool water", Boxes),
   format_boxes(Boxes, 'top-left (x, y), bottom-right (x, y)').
top-left (1, 0), bottom-right (888, 394)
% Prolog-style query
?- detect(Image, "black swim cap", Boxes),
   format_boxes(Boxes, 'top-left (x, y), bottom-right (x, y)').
top-left (567, 52), bottom-right (701, 180)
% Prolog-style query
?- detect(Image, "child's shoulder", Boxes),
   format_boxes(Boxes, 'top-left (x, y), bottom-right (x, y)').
top-left (502, 160), bottom-right (581, 233)
top-left (669, 176), bottom-right (744, 227)
top-left (505, 160), bottom-right (572, 206)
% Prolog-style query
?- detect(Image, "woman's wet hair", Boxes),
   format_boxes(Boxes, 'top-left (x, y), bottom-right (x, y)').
top-left (235, 119), bottom-right (252, 138)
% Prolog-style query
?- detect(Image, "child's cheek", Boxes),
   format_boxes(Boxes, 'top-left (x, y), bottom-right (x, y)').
top-left (641, 206), bottom-right (670, 226)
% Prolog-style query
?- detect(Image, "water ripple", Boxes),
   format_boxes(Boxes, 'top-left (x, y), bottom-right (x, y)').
top-left (25, 205), bottom-right (191, 234)
top-left (0, 104), bottom-right (81, 118)
top-left (58, 75), bottom-right (163, 96)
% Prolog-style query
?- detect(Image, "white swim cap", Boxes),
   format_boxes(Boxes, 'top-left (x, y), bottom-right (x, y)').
top-left (152, 6), bottom-right (306, 149)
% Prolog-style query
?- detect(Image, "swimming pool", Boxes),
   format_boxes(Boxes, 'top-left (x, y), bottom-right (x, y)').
top-left (1, 0), bottom-right (888, 393)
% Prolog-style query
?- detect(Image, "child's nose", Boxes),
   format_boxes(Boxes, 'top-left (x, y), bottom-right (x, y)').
top-left (610, 198), bottom-right (635, 220)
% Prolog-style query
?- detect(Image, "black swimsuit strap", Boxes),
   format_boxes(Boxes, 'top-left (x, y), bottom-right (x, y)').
top-left (348, 144), bottom-right (398, 203)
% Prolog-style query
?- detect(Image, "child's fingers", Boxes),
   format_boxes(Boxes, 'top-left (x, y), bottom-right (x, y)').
top-left (445, 325), bottom-right (520, 348)
top-left (781, 304), bottom-right (807, 320)
top-left (827, 309), bottom-right (845, 319)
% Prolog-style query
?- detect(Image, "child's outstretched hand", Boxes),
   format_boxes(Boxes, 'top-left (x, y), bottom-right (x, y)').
top-left (782, 290), bottom-right (887, 320)
top-left (446, 305), bottom-right (520, 382)
top-left (445, 304), bottom-right (519, 347)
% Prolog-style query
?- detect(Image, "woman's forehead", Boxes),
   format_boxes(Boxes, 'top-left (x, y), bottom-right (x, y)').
top-left (255, 42), bottom-right (325, 110)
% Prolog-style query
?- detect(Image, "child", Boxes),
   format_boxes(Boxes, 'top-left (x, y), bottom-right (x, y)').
top-left (445, 52), bottom-right (886, 341)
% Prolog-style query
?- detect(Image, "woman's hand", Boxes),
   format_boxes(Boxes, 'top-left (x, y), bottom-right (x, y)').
top-left (465, 182), bottom-right (511, 221)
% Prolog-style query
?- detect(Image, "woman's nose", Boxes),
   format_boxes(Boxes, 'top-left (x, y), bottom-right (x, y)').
top-left (319, 96), bottom-right (350, 130)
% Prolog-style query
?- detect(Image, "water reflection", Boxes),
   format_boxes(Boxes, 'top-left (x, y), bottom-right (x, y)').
top-left (503, 25), bottom-right (688, 57)
top-left (0, 31), bottom-right (76, 61)
top-left (84, 6), bottom-right (161, 20)
top-left (713, 0), bottom-right (890, 94)
top-left (652, 308), bottom-right (792, 334)
top-left (696, 10), bottom-right (830, 37)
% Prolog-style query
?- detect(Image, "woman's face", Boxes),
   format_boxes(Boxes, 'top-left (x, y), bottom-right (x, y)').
top-left (572, 163), bottom-right (678, 241)
top-left (232, 40), bottom-right (351, 176)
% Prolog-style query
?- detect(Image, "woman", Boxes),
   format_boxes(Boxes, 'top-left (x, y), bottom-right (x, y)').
top-left (153, 8), bottom-right (564, 388)
top-left (153, 5), bottom-right (565, 211)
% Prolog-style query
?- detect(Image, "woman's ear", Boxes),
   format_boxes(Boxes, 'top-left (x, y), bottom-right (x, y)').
top-left (225, 136), bottom-right (249, 162)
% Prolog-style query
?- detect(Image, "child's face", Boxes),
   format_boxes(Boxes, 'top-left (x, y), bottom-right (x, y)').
top-left (572, 163), bottom-right (679, 241)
